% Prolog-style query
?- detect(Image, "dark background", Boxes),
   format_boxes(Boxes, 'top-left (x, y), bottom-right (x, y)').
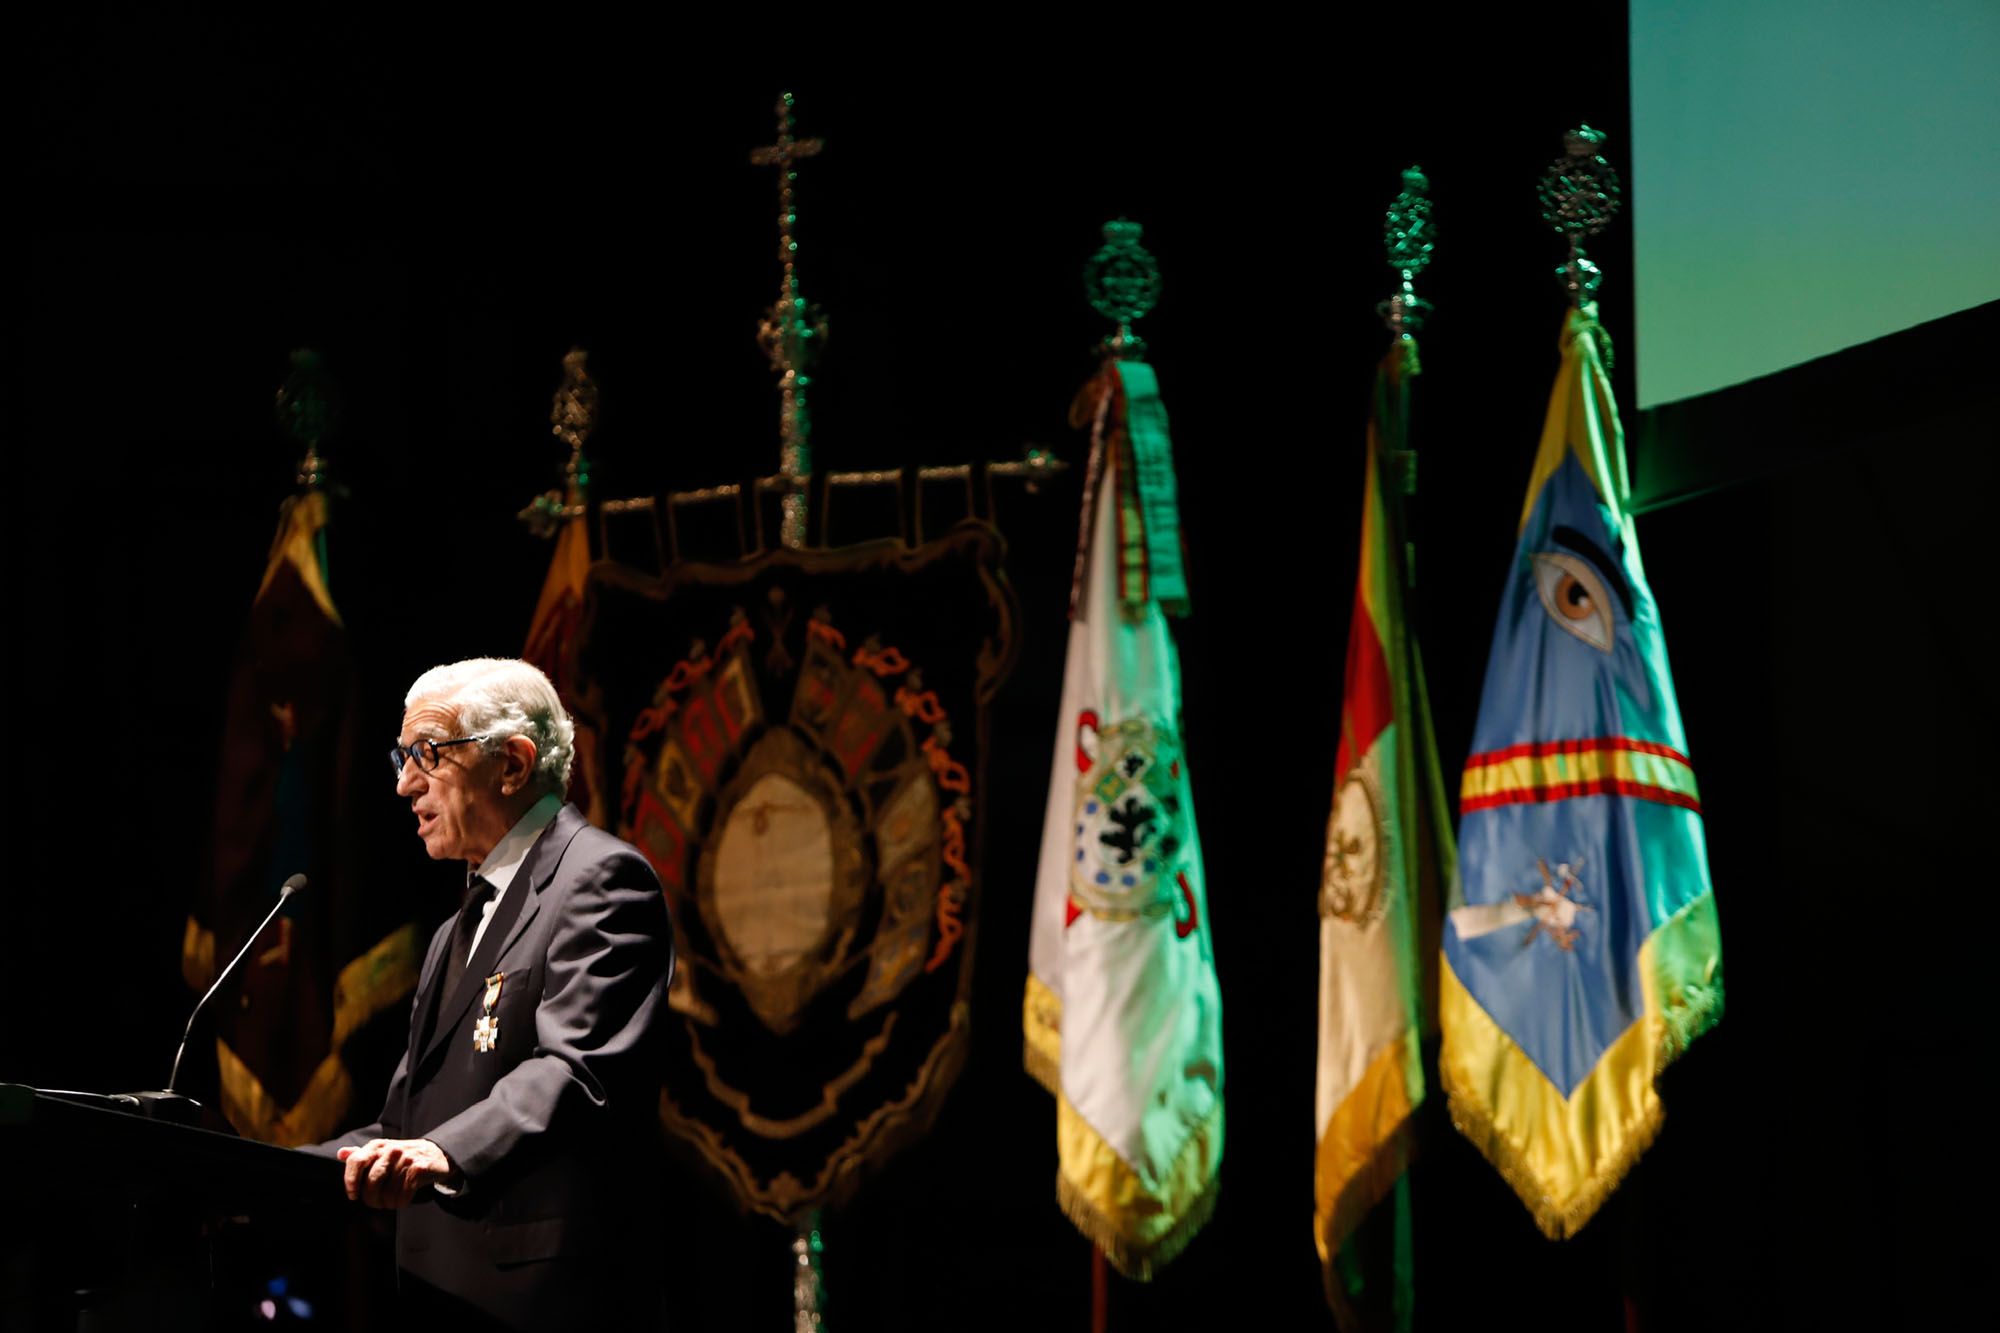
top-left (16, 14), bottom-right (1985, 1331)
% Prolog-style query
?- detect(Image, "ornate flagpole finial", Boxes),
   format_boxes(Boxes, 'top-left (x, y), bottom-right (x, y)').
top-left (1379, 165), bottom-right (1436, 339)
top-left (522, 347), bottom-right (599, 537)
top-left (550, 346), bottom-right (598, 499)
top-left (275, 348), bottom-right (338, 491)
top-left (1539, 125), bottom-right (1622, 305)
top-left (1085, 218), bottom-right (1161, 361)
top-left (751, 91), bottom-right (827, 550)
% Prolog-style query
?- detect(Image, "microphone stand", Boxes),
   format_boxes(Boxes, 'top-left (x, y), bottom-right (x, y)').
top-left (120, 875), bottom-right (308, 1124)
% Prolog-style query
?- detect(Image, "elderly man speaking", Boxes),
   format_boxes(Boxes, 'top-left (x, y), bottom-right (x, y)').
top-left (313, 658), bottom-right (672, 1328)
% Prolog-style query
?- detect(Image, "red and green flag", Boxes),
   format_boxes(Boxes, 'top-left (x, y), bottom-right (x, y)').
top-left (1315, 339), bottom-right (1453, 1329)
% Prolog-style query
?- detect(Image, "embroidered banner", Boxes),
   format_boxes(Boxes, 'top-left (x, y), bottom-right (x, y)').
top-left (575, 523), bottom-right (1016, 1218)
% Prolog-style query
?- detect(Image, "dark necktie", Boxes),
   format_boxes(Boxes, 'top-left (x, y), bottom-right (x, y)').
top-left (416, 875), bottom-right (496, 1056)
top-left (443, 875), bottom-right (497, 1004)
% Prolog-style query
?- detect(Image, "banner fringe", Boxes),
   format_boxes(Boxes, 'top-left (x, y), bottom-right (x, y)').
top-left (1438, 1056), bottom-right (1662, 1241)
top-left (1022, 1038), bottom-right (1061, 1098)
top-left (1021, 973), bottom-right (1063, 1096)
top-left (1057, 1166), bottom-right (1220, 1282)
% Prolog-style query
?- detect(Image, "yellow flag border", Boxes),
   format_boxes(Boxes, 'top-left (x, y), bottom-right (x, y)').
top-left (1021, 972), bottom-right (1062, 1097)
top-left (1439, 889), bottom-right (1722, 1238)
top-left (1055, 1091), bottom-right (1224, 1281)
top-left (189, 921), bottom-right (423, 1145)
top-left (1313, 1030), bottom-right (1417, 1267)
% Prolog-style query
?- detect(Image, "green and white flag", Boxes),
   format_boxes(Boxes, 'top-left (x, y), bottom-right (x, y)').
top-left (1024, 360), bottom-right (1223, 1278)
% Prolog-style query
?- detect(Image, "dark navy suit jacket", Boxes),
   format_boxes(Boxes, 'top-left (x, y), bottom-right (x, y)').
top-left (317, 802), bottom-right (673, 1328)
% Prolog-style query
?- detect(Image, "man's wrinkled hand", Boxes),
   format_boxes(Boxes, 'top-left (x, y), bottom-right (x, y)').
top-left (335, 1138), bottom-right (458, 1208)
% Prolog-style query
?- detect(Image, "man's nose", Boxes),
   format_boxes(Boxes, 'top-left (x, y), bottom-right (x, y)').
top-left (395, 759), bottom-right (425, 797)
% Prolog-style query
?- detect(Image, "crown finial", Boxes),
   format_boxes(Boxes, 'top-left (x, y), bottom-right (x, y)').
top-left (1538, 125), bottom-right (1622, 304)
top-left (1084, 218), bottom-right (1161, 360)
top-left (1379, 165), bottom-right (1436, 337)
top-left (275, 348), bottom-right (338, 490)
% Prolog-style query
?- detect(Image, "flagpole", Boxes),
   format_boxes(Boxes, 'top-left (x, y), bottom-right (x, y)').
top-left (276, 348), bottom-right (336, 496)
top-left (272, 347), bottom-right (340, 604)
top-left (754, 91), bottom-right (836, 1329)
top-left (1083, 219), bottom-right (1157, 1333)
top-left (752, 91), bottom-right (827, 551)
top-left (1546, 124), bottom-right (1646, 1316)
top-left (1376, 165), bottom-right (1434, 600)
top-left (1069, 218), bottom-right (1163, 620)
top-left (519, 346), bottom-right (598, 540)
top-left (1079, 218), bottom-right (1163, 1333)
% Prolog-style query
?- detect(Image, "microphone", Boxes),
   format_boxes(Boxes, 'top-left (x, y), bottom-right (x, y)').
top-left (129, 874), bottom-right (310, 1123)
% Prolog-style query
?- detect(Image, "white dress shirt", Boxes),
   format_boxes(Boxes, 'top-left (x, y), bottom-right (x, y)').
top-left (430, 791), bottom-right (564, 1198)
top-left (465, 793), bottom-right (564, 964)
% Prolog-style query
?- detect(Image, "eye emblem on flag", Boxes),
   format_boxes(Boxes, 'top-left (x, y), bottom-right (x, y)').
top-left (1320, 767), bottom-right (1388, 926)
top-left (1069, 717), bottom-right (1187, 923)
top-left (1533, 552), bottom-right (1614, 651)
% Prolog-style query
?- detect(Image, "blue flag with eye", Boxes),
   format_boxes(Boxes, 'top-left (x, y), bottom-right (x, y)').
top-left (1439, 305), bottom-right (1723, 1239)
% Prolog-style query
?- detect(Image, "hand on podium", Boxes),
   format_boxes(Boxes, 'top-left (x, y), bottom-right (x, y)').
top-left (336, 1138), bottom-right (459, 1207)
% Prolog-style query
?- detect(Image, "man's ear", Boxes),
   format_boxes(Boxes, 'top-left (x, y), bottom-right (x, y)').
top-left (499, 736), bottom-right (540, 796)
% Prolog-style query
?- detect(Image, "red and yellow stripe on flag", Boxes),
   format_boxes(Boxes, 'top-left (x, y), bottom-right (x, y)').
top-left (1315, 340), bottom-right (1454, 1329)
top-left (1462, 737), bottom-right (1701, 814)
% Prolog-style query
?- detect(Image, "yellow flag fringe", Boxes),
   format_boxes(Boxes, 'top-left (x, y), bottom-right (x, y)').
top-left (1055, 1100), bottom-right (1224, 1281)
top-left (213, 922), bottom-right (422, 1145)
top-left (1439, 1054), bottom-right (1662, 1242)
top-left (1020, 973), bottom-right (1062, 1097)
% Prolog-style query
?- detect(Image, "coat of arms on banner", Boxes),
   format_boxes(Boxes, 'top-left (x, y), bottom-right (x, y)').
top-left (576, 523), bottom-right (1016, 1218)
top-left (1070, 715), bottom-right (1198, 933)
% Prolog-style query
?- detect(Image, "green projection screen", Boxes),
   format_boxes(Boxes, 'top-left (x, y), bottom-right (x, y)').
top-left (1629, 0), bottom-right (2000, 408)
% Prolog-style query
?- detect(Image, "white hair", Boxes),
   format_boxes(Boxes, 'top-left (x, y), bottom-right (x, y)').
top-left (406, 658), bottom-right (575, 794)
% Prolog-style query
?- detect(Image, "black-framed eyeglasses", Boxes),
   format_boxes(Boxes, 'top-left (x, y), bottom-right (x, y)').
top-left (389, 736), bottom-right (488, 776)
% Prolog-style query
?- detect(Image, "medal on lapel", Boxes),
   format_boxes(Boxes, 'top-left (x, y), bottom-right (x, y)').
top-left (473, 972), bottom-right (505, 1053)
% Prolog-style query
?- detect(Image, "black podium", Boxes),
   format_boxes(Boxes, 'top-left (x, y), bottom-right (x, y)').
top-left (0, 1083), bottom-right (375, 1331)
